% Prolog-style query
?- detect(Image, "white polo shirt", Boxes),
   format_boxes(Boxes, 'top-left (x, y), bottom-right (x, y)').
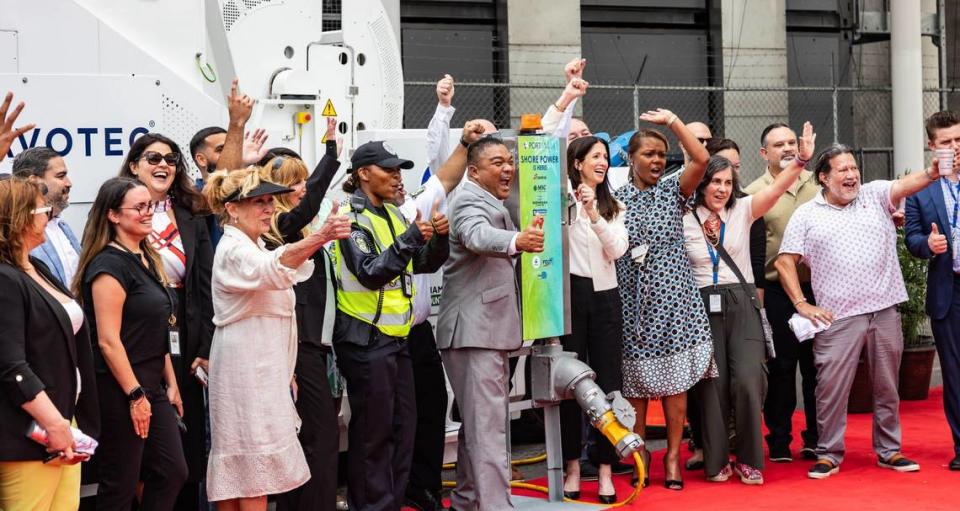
top-left (399, 175), bottom-right (448, 325)
top-left (779, 180), bottom-right (907, 321)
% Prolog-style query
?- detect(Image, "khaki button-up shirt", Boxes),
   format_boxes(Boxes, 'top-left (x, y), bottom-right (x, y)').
top-left (744, 168), bottom-right (820, 283)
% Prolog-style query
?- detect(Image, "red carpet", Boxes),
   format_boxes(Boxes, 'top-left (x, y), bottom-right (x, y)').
top-left (513, 387), bottom-right (957, 510)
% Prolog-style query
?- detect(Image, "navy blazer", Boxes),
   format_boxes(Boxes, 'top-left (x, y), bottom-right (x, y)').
top-left (905, 180), bottom-right (957, 320)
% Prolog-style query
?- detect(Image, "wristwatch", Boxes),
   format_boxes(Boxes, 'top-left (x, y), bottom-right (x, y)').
top-left (127, 386), bottom-right (145, 402)
top-left (459, 137), bottom-right (469, 148)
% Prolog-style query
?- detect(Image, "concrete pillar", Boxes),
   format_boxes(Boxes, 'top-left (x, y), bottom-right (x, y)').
top-left (720, 0), bottom-right (788, 182)
top-left (891, 0), bottom-right (925, 175)
top-left (506, 0), bottom-right (581, 128)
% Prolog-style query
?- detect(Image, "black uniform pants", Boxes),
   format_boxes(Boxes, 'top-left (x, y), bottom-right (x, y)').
top-left (559, 276), bottom-right (624, 465)
top-left (336, 333), bottom-right (416, 511)
top-left (763, 280), bottom-right (818, 450)
top-left (95, 368), bottom-right (187, 511)
top-left (276, 343), bottom-right (340, 511)
top-left (406, 321), bottom-right (448, 493)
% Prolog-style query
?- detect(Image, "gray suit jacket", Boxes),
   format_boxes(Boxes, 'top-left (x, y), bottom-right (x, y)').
top-left (437, 181), bottom-right (523, 351)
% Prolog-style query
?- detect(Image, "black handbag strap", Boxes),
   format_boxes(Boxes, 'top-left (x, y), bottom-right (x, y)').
top-left (692, 210), bottom-right (759, 307)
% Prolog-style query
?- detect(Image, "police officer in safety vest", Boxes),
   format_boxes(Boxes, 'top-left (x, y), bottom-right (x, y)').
top-left (332, 141), bottom-right (450, 511)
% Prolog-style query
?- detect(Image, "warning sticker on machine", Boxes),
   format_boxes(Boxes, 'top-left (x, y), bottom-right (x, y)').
top-left (322, 99), bottom-right (337, 117)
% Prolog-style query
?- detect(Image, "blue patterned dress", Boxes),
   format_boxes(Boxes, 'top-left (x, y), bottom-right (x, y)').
top-left (614, 173), bottom-right (716, 398)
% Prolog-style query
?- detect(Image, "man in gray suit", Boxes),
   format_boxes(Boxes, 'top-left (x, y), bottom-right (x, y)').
top-left (437, 137), bottom-right (544, 510)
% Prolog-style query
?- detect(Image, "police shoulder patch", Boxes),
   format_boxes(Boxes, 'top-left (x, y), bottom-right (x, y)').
top-left (351, 230), bottom-right (372, 254)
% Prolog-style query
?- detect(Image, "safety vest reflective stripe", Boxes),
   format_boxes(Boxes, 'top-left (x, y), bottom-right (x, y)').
top-left (332, 200), bottom-right (415, 338)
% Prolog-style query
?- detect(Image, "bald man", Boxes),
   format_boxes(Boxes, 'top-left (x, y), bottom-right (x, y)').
top-left (683, 122), bottom-right (713, 166)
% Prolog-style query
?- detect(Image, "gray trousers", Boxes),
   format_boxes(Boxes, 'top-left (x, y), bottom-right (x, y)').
top-left (441, 348), bottom-right (513, 511)
top-left (691, 283), bottom-right (768, 475)
top-left (813, 306), bottom-right (904, 465)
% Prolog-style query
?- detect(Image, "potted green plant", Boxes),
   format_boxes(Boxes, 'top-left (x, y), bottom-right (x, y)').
top-left (896, 229), bottom-right (937, 400)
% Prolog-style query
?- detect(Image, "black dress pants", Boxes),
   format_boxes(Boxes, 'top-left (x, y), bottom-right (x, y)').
top-left (559, 276), bottom-right (624, 465)
top-left (95, 366), bottom-right (188, 511)
top-left (763, 280), bottom-right (818, 450)
top-left (336, 333), bottom-right (416, 511)
top-left (276, 343), bottom-right (340, 511)
top-left (406, 321), bottom-right (448, 493)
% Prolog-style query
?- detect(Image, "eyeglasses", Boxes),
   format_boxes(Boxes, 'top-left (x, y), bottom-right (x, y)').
top-left (118, 202), bottom-right (156, 216)
top-left (31, 206), bottom-right (53, 220)
top-left (140, 151), bottom-right (180, 166)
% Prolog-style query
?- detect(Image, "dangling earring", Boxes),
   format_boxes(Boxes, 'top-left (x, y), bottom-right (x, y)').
top-left (231, 216), bottom-right (238, 224)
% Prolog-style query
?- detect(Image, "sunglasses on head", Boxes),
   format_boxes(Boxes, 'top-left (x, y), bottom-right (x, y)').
top-left (140, 151), bottom-right (180, 166)
top-left (31, 206), bottom-right (53, 220)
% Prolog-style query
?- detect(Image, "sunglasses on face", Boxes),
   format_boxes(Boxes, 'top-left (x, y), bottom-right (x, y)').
top-left (31, 206), bottom-right (53, 220)
top-left (140, 151), bottom-right (180, 166)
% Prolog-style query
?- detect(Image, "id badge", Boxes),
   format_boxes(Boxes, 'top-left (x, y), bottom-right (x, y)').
top-left (400, 273), bottom-right (413, 298)
top-left (708, 293), bottom-right (723, 314)
top-left (168, 328), bottom-right (181, 356)
top-left (631, 244), bottom-right (649, 265)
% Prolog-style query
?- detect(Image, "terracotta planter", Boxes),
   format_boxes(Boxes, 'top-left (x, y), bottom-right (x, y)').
top-left (848, 357), bottom-right (873, 413)
top-left (898, 344), bottom-right (937, 401)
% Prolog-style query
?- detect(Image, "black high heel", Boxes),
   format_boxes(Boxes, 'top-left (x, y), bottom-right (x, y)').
top-left (598, 492), bottom-right (617, 504)
top-left (563, 490), bottom-right (580, 500)
top-left (663, 453), bottom-right (684, 491)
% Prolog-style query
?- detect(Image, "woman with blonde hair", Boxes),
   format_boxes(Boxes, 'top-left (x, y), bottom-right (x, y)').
top-left (202, 167), bottom-right (350, 511)
top-left (259, 122), bottom-right (343, 511)
top-left (0, 178), bottom-right (99, 511)
top-left (75, 176), bottom-right (187, 510)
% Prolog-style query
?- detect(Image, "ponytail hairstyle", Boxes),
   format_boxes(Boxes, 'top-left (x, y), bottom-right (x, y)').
top-left (74, 177), bottom-right (169, 298)
top-left (566, 136), bottom-right (621, 221)
top-left (202, 167), bottom-right (283, 246)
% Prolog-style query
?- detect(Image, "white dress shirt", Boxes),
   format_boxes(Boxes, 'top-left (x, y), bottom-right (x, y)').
top-left (45, 217), bottom-right (79, 287)
top-left (567, 200), bottom-right (628, 291)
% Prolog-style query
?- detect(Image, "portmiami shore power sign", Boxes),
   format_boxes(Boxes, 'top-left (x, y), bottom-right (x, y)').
top-left (518, 134), bottom-right (568, 340)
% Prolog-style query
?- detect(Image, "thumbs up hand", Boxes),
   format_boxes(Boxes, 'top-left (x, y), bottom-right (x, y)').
top-left (516, 215), bottom-right (545, 253)
top-left (414, 208), bottom-right (434, 243)
top-left (429, 198), bottom-right (449, 237)
top-left (929, 223), bottom-right (948, 255)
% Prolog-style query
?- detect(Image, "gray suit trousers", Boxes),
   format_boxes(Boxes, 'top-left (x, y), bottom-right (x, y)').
top-left (441, 348), bottom-right (514, 511)
top-left (813, 306), bottom-right (903, 465)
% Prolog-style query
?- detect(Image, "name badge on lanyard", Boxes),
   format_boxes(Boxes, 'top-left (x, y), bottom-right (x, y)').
top-left (706, 223), bottom-right (726, 314)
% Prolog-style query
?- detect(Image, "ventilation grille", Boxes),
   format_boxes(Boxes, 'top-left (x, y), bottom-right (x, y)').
top-left (369, 14), bottom-right (403, 127)
top-left (222, 0), bottom-right (276, 32)
top-left (323, 0), bottom-right (342, 32)
top-left (161, 94), bottom-right (203, 179)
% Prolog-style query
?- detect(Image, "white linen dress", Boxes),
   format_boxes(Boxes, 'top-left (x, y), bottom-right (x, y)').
top-left (206, 225), bottom-right (314, 501)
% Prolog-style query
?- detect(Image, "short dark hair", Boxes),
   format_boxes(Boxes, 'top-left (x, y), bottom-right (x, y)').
top-left (705, 137), bottom-right (740, 156)
top-left (760, 123), bottom-right (791, 147)
top-left (626, 129), bottom-right (669, 158)
top-left (693, 155), bottom-right (739, 211)
top-left (11, 147), bottom-right (61, 178)
top-left (466, 137), bottom-right (507, 166)
top-left (189, 126), bottom-right (226, 160)
top-left (924, 111), bottom-right (960, 141)
top-left (812, 143), bottom-right (856, 185)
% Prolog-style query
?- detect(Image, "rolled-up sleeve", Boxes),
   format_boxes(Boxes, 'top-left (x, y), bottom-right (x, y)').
top-left (0, 275), bottom-right (45, 406)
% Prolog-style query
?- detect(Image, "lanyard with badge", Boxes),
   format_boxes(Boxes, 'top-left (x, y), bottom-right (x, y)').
top-left (705, 223), bottom-right (725, 314)
top-left (948, 180), bottom-right (960, 246)
top-left (112, 242), bottom-right (180, 357)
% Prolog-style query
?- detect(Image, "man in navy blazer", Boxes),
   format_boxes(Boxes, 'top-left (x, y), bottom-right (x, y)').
top-left (904, 110), bottom-right (960, 471)
top-left (12, 147), bottom-right (80, 287)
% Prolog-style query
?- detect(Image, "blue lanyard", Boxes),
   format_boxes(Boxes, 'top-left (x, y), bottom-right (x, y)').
top-left (948, 179), bottom-right (960, 229)
top-left (705, 223), bottom-right (726, 286)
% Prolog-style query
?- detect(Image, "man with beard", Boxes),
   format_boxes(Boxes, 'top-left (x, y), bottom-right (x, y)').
top-left (189, 126), bottom-right (227, 185)
top-left (12, 147), bottom-right (78, 287)
top-left (776, 143), bottom-right (935, 479)
top-left (744, 123), bottom-right (821, 463)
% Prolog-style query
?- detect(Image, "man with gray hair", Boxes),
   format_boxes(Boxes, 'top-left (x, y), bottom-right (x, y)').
top-left (776, 144), bottom-right (934, 479)
top-left (12, 147), bottom-right (79, 287)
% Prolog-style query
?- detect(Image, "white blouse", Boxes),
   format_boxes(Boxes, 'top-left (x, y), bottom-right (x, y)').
top-left (567, 200), bottom-right (629, 291)
top-left (682, 195), bottom-right (757, 289)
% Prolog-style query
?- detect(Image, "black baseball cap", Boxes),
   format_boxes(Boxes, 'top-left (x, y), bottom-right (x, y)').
top-left (223, 181), bottom-right (293, 203)
top-left (350, 141), bottom-right (414, 171)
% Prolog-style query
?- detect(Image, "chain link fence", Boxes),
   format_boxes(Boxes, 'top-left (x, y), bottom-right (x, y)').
top-left (404, 81), bottom-right (960, 183)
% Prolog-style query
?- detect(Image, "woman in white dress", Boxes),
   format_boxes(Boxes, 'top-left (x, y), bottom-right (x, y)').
top-left (201, 168), bottom-right (351, 511)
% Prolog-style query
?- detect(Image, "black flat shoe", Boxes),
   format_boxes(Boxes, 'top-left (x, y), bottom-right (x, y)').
top-left (563, 490), bottom-right (580, 500)
top-left (664, 479), bottom-right (684, 491)
top-left (598, 493), bottom-right (616, 504)
top-left (950, 454), bottom-right (960, 471)
top-left (405, 486), bottom-right (444, 511)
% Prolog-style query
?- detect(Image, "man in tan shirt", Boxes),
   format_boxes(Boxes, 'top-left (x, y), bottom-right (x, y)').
top-left (744, 123), bottom-right (820, 464)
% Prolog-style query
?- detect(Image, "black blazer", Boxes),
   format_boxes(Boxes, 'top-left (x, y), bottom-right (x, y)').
top-left (0, 258), bottom-right (99, 461)
top-left (172, 202), bottom-right (216, 361)
top-left (269, 140), bottom-right (340, 346)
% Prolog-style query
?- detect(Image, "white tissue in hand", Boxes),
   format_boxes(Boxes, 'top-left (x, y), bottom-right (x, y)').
top-left (788, 313), bottom-right (830, 342)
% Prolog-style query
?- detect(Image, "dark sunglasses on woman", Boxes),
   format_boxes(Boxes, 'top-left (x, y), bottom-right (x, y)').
top-left (140, 151), bottom-right (180, 166)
